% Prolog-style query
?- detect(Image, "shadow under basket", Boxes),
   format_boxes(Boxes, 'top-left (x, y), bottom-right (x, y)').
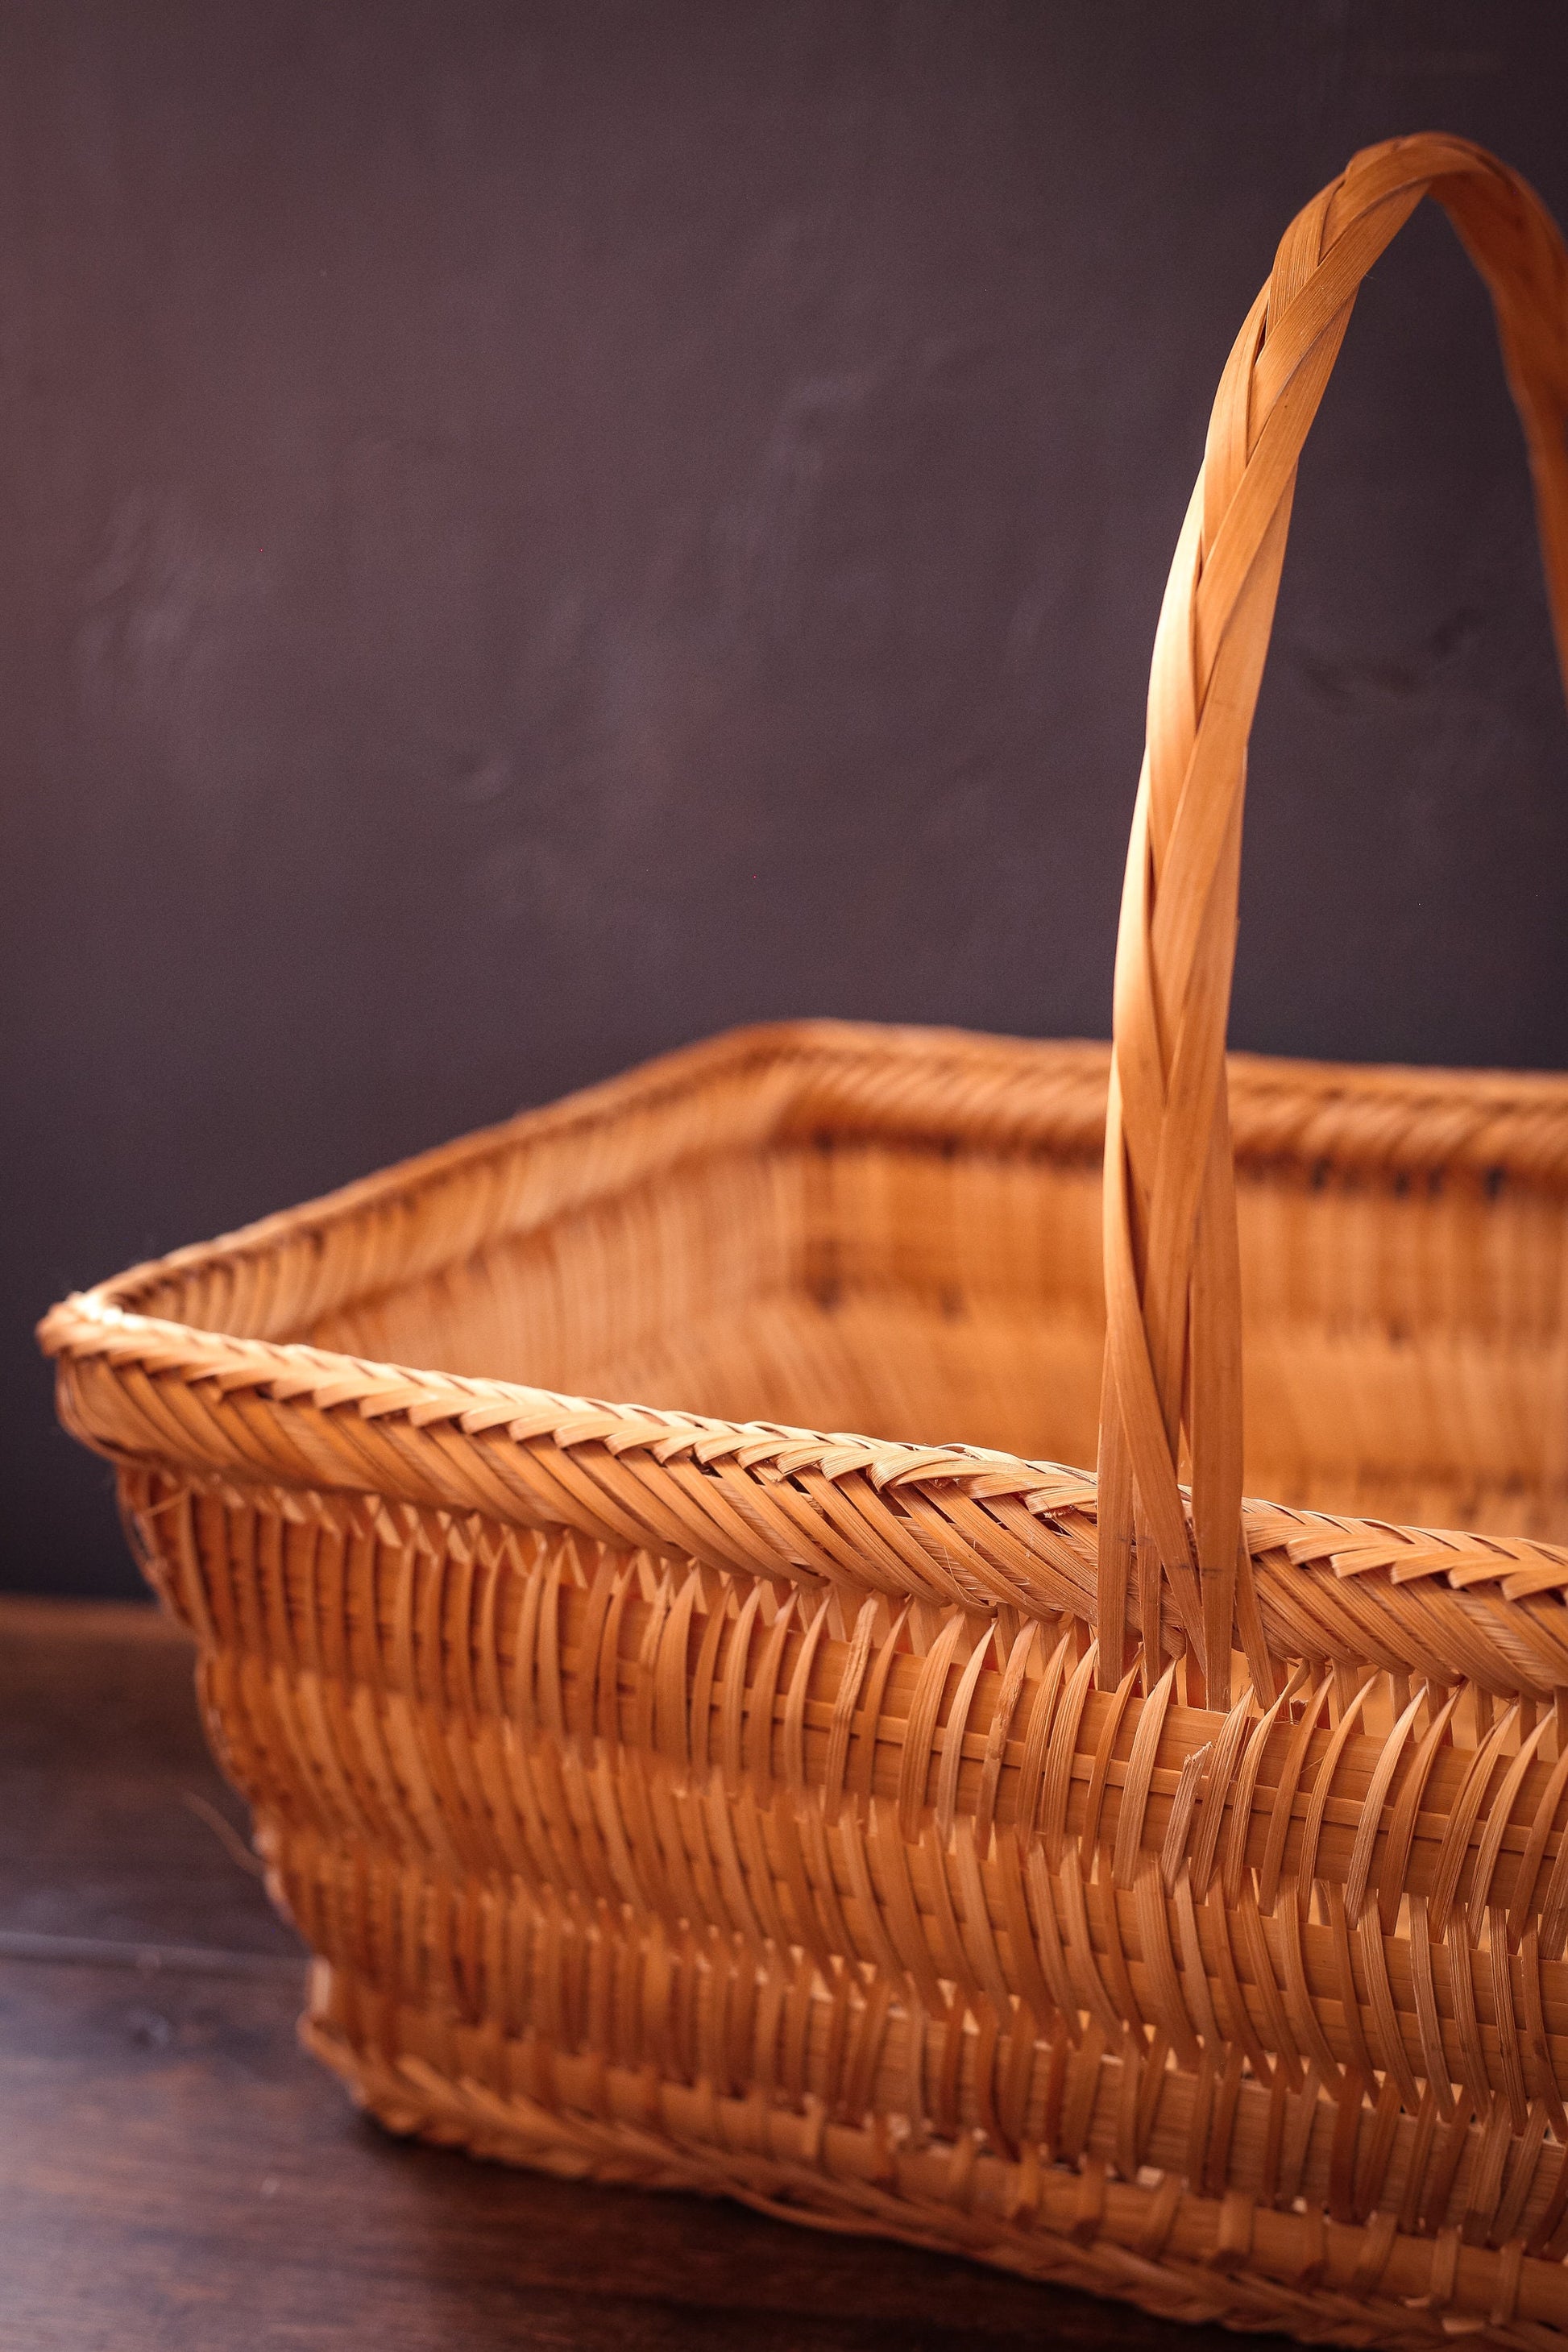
top-left (38, 136), bottom-right (1568, 2349)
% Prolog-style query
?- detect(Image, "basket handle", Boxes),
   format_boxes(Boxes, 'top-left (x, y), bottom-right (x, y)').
top-left (1097, 135), bottom-right (1568, 1704)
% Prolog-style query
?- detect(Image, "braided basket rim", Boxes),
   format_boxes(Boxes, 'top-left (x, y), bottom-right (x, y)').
top-left (36, 1018), bottom-right (1568, 1698)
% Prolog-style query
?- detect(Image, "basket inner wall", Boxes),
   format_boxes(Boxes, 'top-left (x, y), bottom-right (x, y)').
top-left (294, 1064), bottom-right (1568, 1544)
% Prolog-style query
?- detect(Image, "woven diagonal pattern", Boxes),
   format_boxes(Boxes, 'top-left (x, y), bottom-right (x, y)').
top-left (37, 139), bottom-right (1568, 2347)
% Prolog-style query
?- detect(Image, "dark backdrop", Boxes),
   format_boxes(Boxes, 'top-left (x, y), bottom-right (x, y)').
top-left (6, 2), bottom-right (1568, 1596)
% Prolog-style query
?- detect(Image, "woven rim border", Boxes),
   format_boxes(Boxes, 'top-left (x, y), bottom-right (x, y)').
top-left (37, 1019), bottom-right (1568, 1704)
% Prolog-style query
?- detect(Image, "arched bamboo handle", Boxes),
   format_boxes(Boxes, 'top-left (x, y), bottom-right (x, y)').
top-left (1097, 135), bottom-right (1568, 1705)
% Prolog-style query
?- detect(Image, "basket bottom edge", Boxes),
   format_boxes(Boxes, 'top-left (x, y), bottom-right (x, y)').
top-left (297, 2001), bottom-right (1520, 2350)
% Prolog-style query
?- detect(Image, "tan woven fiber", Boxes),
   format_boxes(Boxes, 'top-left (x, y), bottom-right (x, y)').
top-left (1097, 135), bottom-right (1568, 1718)
top-left (35, 136), bottom-right (1568, 2344)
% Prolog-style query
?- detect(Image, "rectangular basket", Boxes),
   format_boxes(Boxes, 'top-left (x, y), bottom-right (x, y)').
top-left (39, 135), bottom-right (1568, 2346)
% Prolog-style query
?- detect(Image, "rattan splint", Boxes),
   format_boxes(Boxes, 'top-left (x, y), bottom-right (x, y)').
top-left (39, 135), bottom-right (1568, 2343)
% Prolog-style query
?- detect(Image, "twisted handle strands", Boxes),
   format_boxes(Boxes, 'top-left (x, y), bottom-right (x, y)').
top-left (1097, 135), bottom-right (1568, 1706)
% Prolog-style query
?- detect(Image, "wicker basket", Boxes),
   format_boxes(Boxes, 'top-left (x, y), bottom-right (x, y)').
top-left (39, 135), bottom-right (1568, 2344)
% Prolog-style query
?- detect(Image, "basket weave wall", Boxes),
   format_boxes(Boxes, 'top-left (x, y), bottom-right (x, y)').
top-left (39, 137), bottom-right (1568, 2344)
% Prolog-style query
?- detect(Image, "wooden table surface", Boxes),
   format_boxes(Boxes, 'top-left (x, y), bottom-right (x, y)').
top-left (0, 1595), bottom-right (1250, 2352)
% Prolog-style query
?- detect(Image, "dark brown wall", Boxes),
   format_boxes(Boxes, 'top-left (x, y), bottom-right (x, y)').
top-left (7, 2), bottom-right (1568, 1595)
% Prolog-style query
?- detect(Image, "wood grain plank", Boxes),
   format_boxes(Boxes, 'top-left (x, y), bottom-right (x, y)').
top-left (0, 1599), bottom-right (298, 1958)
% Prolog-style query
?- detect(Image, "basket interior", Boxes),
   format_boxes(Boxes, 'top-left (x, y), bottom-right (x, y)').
top-left (313, 1091), bottom-right (1111, 1472)
top-left (126, 1022), bottom-right (1568, 1543)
